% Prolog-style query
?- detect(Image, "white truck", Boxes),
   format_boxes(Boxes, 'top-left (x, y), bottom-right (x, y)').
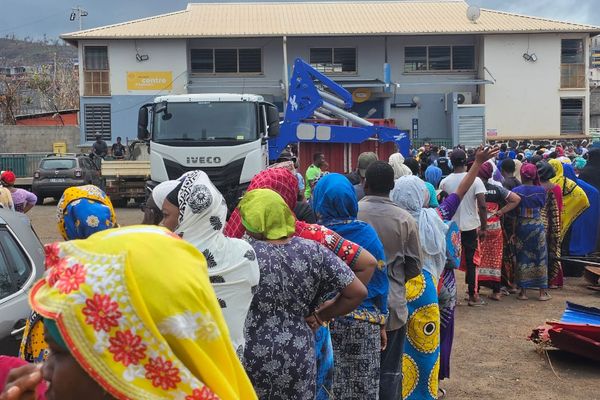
top-left (137, 94), bottom-right (280, 209)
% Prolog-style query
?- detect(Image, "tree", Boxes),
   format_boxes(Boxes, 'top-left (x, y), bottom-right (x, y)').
top-left (0, 76), bottom-right (25, 124)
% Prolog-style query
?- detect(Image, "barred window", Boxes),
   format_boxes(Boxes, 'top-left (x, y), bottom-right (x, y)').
top-left (310, 48), bottom-right (357, 73)
top-left (84, 103), bottom-right (111, 141)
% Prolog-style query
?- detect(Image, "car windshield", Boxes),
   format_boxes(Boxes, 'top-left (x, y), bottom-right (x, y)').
top-left (41, 159), bottom-right (76, 170)
top-left (153, 102), bottom-right (258, 142)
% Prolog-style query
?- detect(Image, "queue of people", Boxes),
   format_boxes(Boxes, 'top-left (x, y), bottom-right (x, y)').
top-left (1, 142), bottom-right (599, 400)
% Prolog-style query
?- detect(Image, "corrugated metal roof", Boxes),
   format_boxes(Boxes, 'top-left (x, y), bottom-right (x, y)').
top-left (61, 1), bottom-right (600, 41)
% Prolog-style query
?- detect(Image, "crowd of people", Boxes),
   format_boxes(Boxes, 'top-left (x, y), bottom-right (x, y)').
top-left (0, 140), bottom-right (599, 400)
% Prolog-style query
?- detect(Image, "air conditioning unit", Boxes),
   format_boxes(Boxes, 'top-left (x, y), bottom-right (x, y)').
top-left (456, 92), bottom-right (472, 105)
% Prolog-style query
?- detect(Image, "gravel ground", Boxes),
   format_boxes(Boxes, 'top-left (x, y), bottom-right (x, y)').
top-left (28, 204), bottom-right (600, 400)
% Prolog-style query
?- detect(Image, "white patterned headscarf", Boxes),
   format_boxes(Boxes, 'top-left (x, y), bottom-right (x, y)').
top-left (389, 152), bottom-right (413, 179)
top-left (176, 170), bottom-right (260, 356)
top-left (390, 176), bottom-right (448, 280)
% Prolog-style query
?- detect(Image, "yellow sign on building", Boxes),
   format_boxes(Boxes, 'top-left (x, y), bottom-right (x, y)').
top-left (352, 88), bottom-right (372, 103)
top-left (127, 71), bottom-right (173, 91)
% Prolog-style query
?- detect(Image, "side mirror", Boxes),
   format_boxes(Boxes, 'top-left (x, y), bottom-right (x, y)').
top-left (137, 105), bottom-right (150, 140)
top-left (266, 105), bottom-right (280, 137)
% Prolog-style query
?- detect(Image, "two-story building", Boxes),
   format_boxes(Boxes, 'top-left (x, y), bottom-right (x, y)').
top-left (61, 0), bottom-right (600, 147)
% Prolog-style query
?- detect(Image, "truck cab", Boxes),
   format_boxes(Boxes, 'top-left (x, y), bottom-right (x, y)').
top-left (138, 94), bottom-right (280, 209)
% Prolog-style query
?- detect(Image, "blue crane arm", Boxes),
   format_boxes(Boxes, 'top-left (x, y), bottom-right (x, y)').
top-left (271, 58), bottom-right (410, 160)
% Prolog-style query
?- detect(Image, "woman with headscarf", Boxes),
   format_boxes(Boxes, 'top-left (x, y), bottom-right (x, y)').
top-left (512, 164), bottom-right (551, 301)
top-left (238, 189), bottom-right (367, 399)
top-left (20, 185), bottom-right (117, 364)
top-left (389, 152), bottom-right (413, 179)
top-left (579, 148), bottom-right (600, 253)
top-left (548, 158), bottom-right (589, 239)
top-left (311, 173), bottom-right (388, 399)
top-left (537, 162), bottom-right (564, 288)
top-left (425, 165), bottom-right (443, 190)
top-left (159, 170), bottom-right (260, 358)
top-left (476, 162), bottom-right (521, 301)
top-left (224, 167), bottom-right (376, 399)
top-left (389, 146), bottom-right (498, 399)
top-left (579, 148), bottom-right (600, 192)
top-left (573, 157), bottom-right (587, 176)
top-left (562, 163), bottom-right (599, 258)
top-left (5, 226), bottom-right (256, 399)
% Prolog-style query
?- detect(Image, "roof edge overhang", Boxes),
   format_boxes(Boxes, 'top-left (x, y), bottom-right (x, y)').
top-left (61, 29), bottom-right (600, 43)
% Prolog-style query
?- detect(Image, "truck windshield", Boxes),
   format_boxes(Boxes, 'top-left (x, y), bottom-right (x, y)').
top-left (153, 102), bottom-right (258, 142)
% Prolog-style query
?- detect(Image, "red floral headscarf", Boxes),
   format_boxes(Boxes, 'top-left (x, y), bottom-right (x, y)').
top-left (224, 168), bottom-right (299, 238)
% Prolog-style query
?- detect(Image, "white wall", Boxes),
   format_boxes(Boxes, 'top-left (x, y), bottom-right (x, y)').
top-left (78, 39), bottom-right (188, 96)
top-left (484, 33), bottom-right (589, 138)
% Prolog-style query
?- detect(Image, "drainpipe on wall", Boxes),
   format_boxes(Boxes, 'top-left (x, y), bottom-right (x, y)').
top-left (283, 36), bottom-right (289, 115)
top-left (383, 36), bottom-right (392, 118)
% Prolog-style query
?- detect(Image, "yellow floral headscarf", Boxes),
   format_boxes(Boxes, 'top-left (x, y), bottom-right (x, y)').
top-left (548, 159), bottom-right (590, 237)
top-left (57, 185), bottom-right (117, 240)
top-left (238, 189), bottom-right (296, 240)
top-left (30, 225), bottom-right (256, 399)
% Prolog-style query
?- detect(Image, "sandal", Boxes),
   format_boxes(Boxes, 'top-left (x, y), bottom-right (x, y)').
top-left (539, 293), bottom-right (552, 301)
top-left (468, 299), bottom-right (486, 307)
top-left (517, 294), bottom-right (528, 300)
top-left (439, 388), bottom-right (447, 399)
top-left (488, 293), bottom-right (502, 301)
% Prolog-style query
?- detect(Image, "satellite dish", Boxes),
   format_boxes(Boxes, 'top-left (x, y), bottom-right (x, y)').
top-left (466, 5), bottom-right (481, 23)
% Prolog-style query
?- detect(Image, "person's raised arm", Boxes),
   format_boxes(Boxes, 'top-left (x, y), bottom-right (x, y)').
top-left (455, 147), bottom-right (499, 200)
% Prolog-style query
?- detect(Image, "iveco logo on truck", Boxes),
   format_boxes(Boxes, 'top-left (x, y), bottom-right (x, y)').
top-left (186, 156), bottom-right (222, 164)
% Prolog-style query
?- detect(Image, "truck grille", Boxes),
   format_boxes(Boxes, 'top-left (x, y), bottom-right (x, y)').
top-left (163, 158), bottom-right (246, 209)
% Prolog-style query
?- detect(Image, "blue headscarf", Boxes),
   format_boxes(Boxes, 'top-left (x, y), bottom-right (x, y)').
top-left (425, 165), bottom-right (443, 189)
top-left (563, 163), bottom-right (599, 255)
top-left (508, 150), bottom-right (517, 160)
top-left (312, 173), bottom-right (388, 322)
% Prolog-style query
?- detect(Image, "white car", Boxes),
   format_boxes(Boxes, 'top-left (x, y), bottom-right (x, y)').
top-left (0, 209), bottom-right (45, 356)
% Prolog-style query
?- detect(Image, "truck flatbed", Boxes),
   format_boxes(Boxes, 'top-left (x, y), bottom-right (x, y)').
top-left (101, 160), bottom-right (151, 178)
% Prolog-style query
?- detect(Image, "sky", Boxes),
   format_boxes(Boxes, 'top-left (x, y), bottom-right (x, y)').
top-left (1, 0), bottom-right (599, 40)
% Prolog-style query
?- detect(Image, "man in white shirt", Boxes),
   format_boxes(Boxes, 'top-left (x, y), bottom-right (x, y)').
top-left (439, 149), bottom-right (488, 306)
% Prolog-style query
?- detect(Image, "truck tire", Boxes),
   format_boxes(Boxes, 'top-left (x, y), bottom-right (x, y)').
top-left (112, 198), bottom-right (129, 208)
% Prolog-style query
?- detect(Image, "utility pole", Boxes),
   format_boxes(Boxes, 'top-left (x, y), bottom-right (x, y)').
top-left (70, 6), bottom-right (88, 30)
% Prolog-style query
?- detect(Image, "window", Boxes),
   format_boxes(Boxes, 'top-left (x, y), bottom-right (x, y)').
top-left (404, 47), bottom-right (427, 72)
top-left (404, 45), bottom-right (475, 72)
top-left (190, 48), bottom-right (262, 74)
top-left (84, 104), bottom-right (111, 141)
top-left (561, 39), bottom-right (585, 88)
top-left (0, 230), bottom-right (32, 289)
top-left (560, 98), bottom-right (584, 134)
top-left (452, 46), bottom-right (475, 70)
top-left (40, 159), bottom-right (76, 170)
top-left (83, 46), bottom-right (110, 96)
top-left (309, 48), bottom-right (357, 73)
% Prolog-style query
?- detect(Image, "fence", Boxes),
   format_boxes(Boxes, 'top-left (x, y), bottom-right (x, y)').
top-left (0, 153), bottom-right (47, 177)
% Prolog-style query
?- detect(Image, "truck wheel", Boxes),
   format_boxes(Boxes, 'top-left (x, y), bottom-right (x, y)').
top-left (112, 198), bottom-right (128, 208)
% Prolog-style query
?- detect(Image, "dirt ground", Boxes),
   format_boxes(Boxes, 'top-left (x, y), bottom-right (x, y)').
top-left (28, 204), bottom-right (600, 400)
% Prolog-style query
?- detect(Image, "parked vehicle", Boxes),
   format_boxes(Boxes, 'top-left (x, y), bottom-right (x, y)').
top-left (101, 142), bottom-right (150, 207)
top-left (32, 154), bottom-right (101, 204)
top-left (0, 209), bottom-right (45, 356)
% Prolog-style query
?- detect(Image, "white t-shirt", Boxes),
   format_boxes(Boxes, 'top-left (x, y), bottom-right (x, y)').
top-left (440, 172), bottom-right (486, 231)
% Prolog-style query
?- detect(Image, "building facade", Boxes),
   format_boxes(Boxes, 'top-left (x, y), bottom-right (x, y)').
top-left (61, 1), bottom-right (600, 146)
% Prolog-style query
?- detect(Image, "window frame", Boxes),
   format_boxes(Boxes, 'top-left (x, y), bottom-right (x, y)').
top-left (189, 48), bottom-right (263, 76)
top-left (309, 47), bottom-right (358, 75)
top-left (560, 97), bottom-right (585, 135)
top-left (561, 39), bottom-right (586, 89)
top-left (404, 45), bottom-right (476, 73)
top-left (83, 45), bottom-right (110, 97)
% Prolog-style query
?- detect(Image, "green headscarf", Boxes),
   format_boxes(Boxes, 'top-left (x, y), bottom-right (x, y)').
top-left (239, 189), bottom-right (296, 240)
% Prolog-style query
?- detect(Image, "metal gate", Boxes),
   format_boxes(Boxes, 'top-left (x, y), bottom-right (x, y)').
top-left (458, 116), bottom-right (485, 148)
